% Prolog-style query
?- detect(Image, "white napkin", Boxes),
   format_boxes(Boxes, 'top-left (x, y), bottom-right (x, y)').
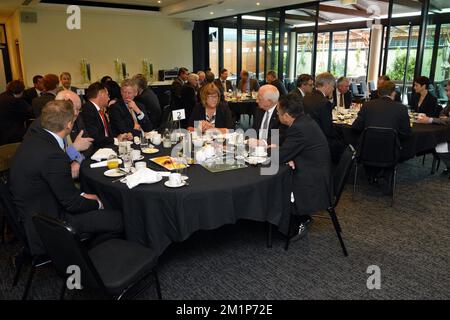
top-left (126, 168), bottom-right (162, 189)
top-left (91, 148), bottom-right (117, 161)
top-left (90, 159), bottom-right (122, 168)
top-left (195, 145), bottom-right (215, 163)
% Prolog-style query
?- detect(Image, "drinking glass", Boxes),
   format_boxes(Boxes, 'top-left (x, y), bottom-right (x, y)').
top-left (140, 134), bottom-right (149, 151)
top-left (107, 155), bottom-right (119, 170)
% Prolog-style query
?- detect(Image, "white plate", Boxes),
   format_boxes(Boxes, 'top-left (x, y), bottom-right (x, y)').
top-left (250, 152), bottom-right (268, 157)
top-left (164, 180), bottom-right (186, 188)
top-left (142, 148), bottom-right (159, 154)
top-left (132, 155), bottom-right (145, 161)
top-left (104, 169), bottom-right (126, 177)
top-left (244, 156), bottom-right (268, 164)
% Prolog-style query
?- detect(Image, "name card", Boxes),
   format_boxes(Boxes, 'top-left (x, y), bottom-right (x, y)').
top-left (172, 109), bottom-right (186, 121)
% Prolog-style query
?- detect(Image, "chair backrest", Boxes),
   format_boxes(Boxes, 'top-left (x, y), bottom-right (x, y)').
top-left (32, 214), bottom-right (106, 291)
top-left (0, 181), bottom-right (29, 251)
top-left (158, 104), bottom-right (173, 131)
top-left (357, 126), bottom-right (400, 168)
top-left (350, 82), bottom-right (359, 95)
top-left (360, 82), bottom-right (368, 95)
top-left (0, 143), bottom-right (21, 173)
top-left (333, 145), bottom-right (356, 207)
top-left (368, 80), bottom-right (376, 92)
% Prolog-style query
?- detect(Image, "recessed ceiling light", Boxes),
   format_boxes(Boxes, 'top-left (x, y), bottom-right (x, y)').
top-left (210, 12), bottom-right (214, 15)
top-left (225, 8), bottom-right (235, 11)
top-left (157, 0), bottom-right (161, 3)
top-left (256, 2), bottom-right (261, 5)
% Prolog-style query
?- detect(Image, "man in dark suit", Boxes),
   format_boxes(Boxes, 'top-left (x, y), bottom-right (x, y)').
top-left (109, 79), bottom-right (152, 137)
top-left (332, 77), bottom-right (352, 109)
top-left (237, 70), bottom-right (260, 93)
top-left (214, 68), bottom-right (233, 94)
top-left (0, 80), bottom-right (32, 146)
top-left (133, 74), bottom-right (161, 128)
top-left (32, 73), bottom-right (59, 118)
top-left (22, 75), bottom-right (44, 105)
top-left (252, 84), bottom-right (285, 145)
top-left (276, 93), bottom-right (332, 238)
top-left (370, 75), bottom-right (401, 102)
top-left (170, 67), bottom-right (189, 110)
top-left (266, 70), bottom-right (288, 97)
top-left (352, 80), bottom-right (412, 190)
top-left (82, 82), bottom-right (131, 150)
top-left (59, 72), bottom-right (79, 93)
top-left (27, 91), bottom-right (94, 178)
top-left (303, 72), bottom-right (345, 163)
top-left (10, 100), bottom-right (123, 256)
top-left (289, 74), bottom-right (314, 98)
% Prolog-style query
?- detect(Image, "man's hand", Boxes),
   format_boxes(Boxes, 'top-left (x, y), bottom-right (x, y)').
top-left (133, 123), bottom-right (142, 131)
top-left (72, 130), bottom-right (94, 151)
top-left (117, 133), bottom-right (133, 141)
top-left (416, 115), bottom-right (431, 124)
top-left (81, 193), bottom-right (104, 209)
top-left (71, 161), bottom-right (80, 179)
top-left (127, 100), bottom-right (142, 114)
top-left (287, 160), bottom-right (296, 170)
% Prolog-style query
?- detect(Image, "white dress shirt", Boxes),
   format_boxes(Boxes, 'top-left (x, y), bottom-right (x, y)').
top-left (259, 105), bottom-right (277, 141)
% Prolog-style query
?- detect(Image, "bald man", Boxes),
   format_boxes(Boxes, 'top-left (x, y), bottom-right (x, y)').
top-left (252, 84), bottom-right (286, 144)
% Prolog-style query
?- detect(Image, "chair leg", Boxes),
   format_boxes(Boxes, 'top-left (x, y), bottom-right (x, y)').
top-left (284, 213), bottom-right (293, 251)
top-left (328, 209), bottom-right (348, 257)
top-left (436, 158), bottom-right (441, 172)
top-left (267, 222), bottom-right (272, 248)
top-left (153, 270), bottom-right (162, 300)
top-left (22, 259), bottom-right (37, 300)
top-left (352, 163), bottom-right (358, 201)
top-left (391, 168), bottom-right (397, 207)
top-left (59, 279), bottom-right (67, 300)
top-left (12, 250), bottom-right (26, 287)
top-left (422, 154), bottom-right (426, 165)
top-left (431, 154), bottom-right (438, 174)
top-left (1, 215), bottom-right (5, 244)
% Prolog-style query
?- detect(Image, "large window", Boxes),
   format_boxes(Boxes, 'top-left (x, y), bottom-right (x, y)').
top-left (435, 24), bottom-right (450, 82)
top-left (209, 27), bottom-right (219, 76)
top-left (242, 29), bottom-right (257, 76)
top-left (259, 30), bottom-right (266, 80)
top-left (316, 32), bottom-right (330, 74)
top-left (421, 24), bottom-right (436, 78)
top-left (347, 29), bottom-right (370, 80)
top-left (223, 28), bottom-right (237, 80)
top-left (266, 11), bottom-right (280, 74)
top-left (331, 31), bottom-right (347, 77)
top-left (296, 33), bottom-right (314, 76)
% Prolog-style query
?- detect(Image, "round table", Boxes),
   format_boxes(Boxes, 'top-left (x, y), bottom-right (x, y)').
top-left (226, 99), bottom-right (258, 123)
top-left (336, 122), bottom-right (450, 159)
top-left (81, 146), bottom-right (292, 257)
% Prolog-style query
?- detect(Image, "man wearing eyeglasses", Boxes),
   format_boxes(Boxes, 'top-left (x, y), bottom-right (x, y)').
top-left (290, 74), bottom-right (314, 98)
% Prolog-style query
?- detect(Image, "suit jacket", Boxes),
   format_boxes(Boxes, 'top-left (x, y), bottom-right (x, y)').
top-left (10, 127), bottom-right (99, 255)
top-left (410, 92), bottom-right (441, 117)
top-left (0, 92), bottom-right (32, 146)
top-left (289, 87), bottom-right (306, 98)
top-left (252, 106), bottom-right (286, 144)
top-left (170, 77), bottom-right (185, 110)
top-left (22, 87), bottom-right (39, 106)
top-left (237, 78), bottom-right (260, 93)
top-left (188, 102), bottom-right (234, 129)
top-left (32, 92), bottom-right (55, 118)
top-left (134, 87), bottom-right (161, 129)
top-left (81, 100), bottom-right (115, 149)
top-left (332, 89), bottom-right (352, 109)
top-left (180, 84), bottom-right (198, 124)
top-left (214, 79), bottom-right (233, 94)
top-left (109, 99), bottom-right (152, 136)
top-left (352, 96), bottom-right (412, 140)
top-left (370, 89), bottom-right (402, 102)
top-left (270, 79), bottom-right (288, 96)
top-left (278, 114), bottom-right (333, 214)
top-left (303, 89), bottom-right (344, 163)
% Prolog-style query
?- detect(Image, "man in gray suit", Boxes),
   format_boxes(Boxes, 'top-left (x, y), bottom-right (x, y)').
top-left (417, 80), bottom-right (450, 173)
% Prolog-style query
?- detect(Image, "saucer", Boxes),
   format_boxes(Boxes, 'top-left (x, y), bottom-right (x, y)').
top-left (245, 156), bottom-right (268, 164)
top-left (164, 180), bottom-right (186, 188)
top-left (132, 155), bottom-right (145, 161)
top-left (251, 152), bottom-right (268, 157)
top-left (142, 148), bottom-right (159, 154)
top-left (104, 169), bottom-right (126, 177)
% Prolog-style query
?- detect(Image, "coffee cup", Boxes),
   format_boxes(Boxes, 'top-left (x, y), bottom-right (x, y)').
top-left (193, 139), bottom-right (204, 148)
top-left (169, 173), bottom-right (182, 186)
top-left (135, 161), bottom-right (147, 171)
top-left (151, 134), bottom-right (162, 145)
top-left (131, 149), bottom-right (141, 161)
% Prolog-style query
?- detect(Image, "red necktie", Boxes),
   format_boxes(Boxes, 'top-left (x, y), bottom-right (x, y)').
top-left (99, 109), bottom-right (109, 137)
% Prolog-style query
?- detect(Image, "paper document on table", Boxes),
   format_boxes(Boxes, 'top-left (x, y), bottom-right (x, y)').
top-left (435, 142), bottom-right (449, 153)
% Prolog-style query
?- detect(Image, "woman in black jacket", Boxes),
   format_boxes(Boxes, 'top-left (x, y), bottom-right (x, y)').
top-left (411, 76), bottom-right (441, 117)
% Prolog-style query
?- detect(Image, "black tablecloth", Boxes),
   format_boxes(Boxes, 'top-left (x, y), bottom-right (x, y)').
top-left (336, 122), bottom-right (450, 159)
top-left (80, 148), bottom-right (292, 257)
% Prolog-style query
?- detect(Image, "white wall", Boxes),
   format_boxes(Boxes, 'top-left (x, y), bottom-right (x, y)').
top-left (18, 6), bottom-right (193, 87)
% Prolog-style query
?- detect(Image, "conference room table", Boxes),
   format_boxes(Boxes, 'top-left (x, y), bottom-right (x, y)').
top-left (80, 146), bottom-right (292, 258)
top-left (335, 121), bottom-right (450, 160)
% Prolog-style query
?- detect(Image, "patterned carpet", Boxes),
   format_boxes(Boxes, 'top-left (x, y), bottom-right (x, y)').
top-left (0, 156), bottom-right (449, 300)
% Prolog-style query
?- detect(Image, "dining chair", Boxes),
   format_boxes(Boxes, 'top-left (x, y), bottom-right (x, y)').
top-left (33, 214), bottom-right (162, 300)
top-left (353, 127), bottom-right (401, 206)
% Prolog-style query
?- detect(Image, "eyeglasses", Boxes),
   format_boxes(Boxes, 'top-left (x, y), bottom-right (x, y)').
top-left (207, 94), bottom-right (219, 99)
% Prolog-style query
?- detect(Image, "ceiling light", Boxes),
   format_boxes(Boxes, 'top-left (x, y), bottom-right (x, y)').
top-left (256, 2), bottom-right (260, 5)
top-left (157, 0), bottom-right (161, 3)
top-left (225, 8), bottom-right (235, 11)
top-left (210, 12), bottom-right (214, 15)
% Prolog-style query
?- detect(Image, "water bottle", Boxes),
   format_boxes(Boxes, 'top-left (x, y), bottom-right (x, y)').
top-left (163, 128), bottom-right (171, 148)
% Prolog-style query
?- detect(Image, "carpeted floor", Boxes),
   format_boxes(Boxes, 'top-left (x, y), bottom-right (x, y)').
top-left (0, 157), bottom-right (449, 300)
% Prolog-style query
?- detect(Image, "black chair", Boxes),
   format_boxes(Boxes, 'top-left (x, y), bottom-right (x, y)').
top-left (353, 127), bottom-right (401, 206)
top-left (267, 146), bottom-right (355, 256)
top-left (0, 180), bottom-right (51, 300)
top-left (158, 104), bottom-right (173, 131)
top-left (32, 214), bottom-right (162, 300)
